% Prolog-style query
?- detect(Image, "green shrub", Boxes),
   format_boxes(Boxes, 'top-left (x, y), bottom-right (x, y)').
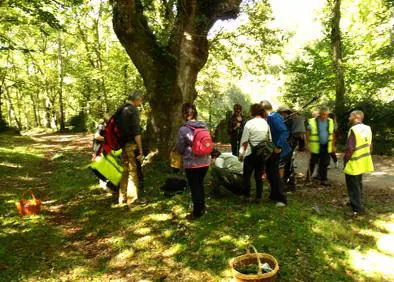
top-left (67, 111), bottom-right (87, 132)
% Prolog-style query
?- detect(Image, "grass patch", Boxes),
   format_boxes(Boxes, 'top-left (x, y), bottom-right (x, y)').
top-left (0, 133), bottom-right (393, 281)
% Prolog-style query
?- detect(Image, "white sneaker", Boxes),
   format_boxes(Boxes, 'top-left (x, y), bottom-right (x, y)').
top-left (327, 164), bottom-right (332, 169)
top-left (276, 202), bottom-right (286, 207)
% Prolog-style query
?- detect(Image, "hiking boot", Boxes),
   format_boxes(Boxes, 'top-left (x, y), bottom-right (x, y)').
top-left (275, 202), bottom-right (286, 207)
top-left (111, 192), bottom-right (119, 204)
top-left (285, 183), bottom-right (296, 192)
top-left (133, 199), bottom-right (148, 205)
top-left (128, 199), bottom-right (148, 208)
top-left (253, 198), bottom-right (261, 204)
top-left (345, 210), bottom-right (365, 218)
top-left (186, 210), bottom-right (206, 220)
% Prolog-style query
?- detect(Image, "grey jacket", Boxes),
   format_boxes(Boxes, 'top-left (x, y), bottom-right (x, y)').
top-left (176, 120), bottom-right (211, 169)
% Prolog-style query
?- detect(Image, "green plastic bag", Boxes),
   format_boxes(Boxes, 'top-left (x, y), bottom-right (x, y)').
top-left (90, 150), bottom-right (123, 186)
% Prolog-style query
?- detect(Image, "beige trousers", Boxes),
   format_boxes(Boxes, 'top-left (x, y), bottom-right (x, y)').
top-left (119, 143), bottom-right (139, 204)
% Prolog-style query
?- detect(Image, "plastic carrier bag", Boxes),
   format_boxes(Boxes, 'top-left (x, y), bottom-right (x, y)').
top-left (90, 149), bottom-right (123, 186)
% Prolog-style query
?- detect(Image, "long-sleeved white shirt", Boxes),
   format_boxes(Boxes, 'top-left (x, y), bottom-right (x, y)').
top-left (239, 117), bottom-right (271, 157)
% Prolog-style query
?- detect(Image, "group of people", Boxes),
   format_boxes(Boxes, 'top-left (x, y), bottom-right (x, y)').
top-left (227, 102), bottom-right (374, 217)
top-left (93, 91), bottom-right (374, 219)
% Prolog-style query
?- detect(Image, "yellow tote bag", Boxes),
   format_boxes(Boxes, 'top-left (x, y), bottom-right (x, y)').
top-left (170, 151), bottom-right (182, 169)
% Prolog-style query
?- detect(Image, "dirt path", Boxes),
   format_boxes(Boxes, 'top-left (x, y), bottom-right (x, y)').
top-left (293, 151), bottom-right (394, 190)
top-left (215, 143), bottom-right (394, 190)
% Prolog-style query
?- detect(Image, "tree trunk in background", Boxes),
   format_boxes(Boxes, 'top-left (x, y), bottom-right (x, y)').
top-left (330, 0), bottom-right (346, 140)
top-left (0, 52), bottom-right (10, 130)
top-left (93, 0), bottom-right (109, 114)
top-left (112, 0), bottom-right (241, 158)
top-left (30, 93), bottom-right (39, 127)
top-left (5, 90), bottom-right (22, 130)
top-left (57, 32), bottom-right (66, 131)
top-left (76, 0), bottom-right (109, 114)
top-left (0, 82), bottom-right (6, 130)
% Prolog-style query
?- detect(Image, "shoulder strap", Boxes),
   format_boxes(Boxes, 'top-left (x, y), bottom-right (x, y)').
top-left (184, 124), bottom-right (195, 130)
top-left (114, 103), bottom-right (128, 118)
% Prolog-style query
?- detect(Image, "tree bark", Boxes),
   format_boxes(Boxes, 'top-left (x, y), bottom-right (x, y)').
top-left (111, 0), bottom-right (241, 158)
top-left (0, 52), bottom-right (11, 130)
top-left (57, 32), bottom-right (66, 131)
top-left (330, 0), bottom-right (346, 137)
top-left (5, 90), bottom-right (22, 130)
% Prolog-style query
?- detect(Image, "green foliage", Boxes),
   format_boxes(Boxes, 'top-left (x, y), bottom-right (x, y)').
top-left (208, 0), bottom-right (286, 78)
top-left (195, 0), bottom-right (284, 137)
top-left (283, 0), bottom-right (393, 152)
top-left (0, 0), bottom-right (142, 132)
top-left (67, 111), bottom-right (87, 132)
top-left (283, 38), bottom-right (335, 108)
top-left (348, 99), bottom-right (394, 154)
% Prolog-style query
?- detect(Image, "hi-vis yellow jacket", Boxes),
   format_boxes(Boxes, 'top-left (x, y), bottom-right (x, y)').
top-left (344, 123), bottom-right (374, 175)
top-left (308, 117), bottom-right (334, 153)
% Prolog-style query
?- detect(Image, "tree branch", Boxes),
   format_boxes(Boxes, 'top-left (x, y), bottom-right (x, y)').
top-left (111, 0), bottom-right (162, 82)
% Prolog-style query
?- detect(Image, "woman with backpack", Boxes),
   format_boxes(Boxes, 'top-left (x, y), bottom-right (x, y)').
top-left (176, 103), bottom-right (212, 220)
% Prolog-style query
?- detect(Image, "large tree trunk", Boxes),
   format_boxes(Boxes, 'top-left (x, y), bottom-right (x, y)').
top-left (330, 0), bottom-right (346, 139)
top-left (111, 0), bottom-right (241, 158)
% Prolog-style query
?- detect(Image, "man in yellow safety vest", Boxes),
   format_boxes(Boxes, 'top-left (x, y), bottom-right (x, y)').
top-left (343, 110), bottom-right (374, 216)
top-left (306, 107), bottom-right (334, 186)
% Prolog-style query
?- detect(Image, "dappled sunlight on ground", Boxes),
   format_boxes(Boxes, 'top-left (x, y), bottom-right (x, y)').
top-left (350, 250), bottom-right (394, 281)
top-left (29, 133), bottom-right (93, 154)
top-left (1, 133), bottom-right (394, 282)
top-left (347, 214), bottom-right (394, 281)
top-left (0, 161), bottom-right (22, 168)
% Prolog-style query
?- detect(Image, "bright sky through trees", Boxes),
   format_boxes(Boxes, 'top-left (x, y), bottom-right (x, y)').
top-left (270, 0), bottom-right (326, 52)
top-left (209, 0), bottom-right (327, 106)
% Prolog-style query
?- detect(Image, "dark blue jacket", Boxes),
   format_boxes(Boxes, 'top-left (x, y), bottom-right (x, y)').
top-left (267, 112), bottom-right (291, 158)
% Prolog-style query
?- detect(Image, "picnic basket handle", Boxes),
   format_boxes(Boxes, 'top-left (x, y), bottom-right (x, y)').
top-left (21, 189), bottom-right (37, 201)
top-left (246, 244), bottom-right (263, 275)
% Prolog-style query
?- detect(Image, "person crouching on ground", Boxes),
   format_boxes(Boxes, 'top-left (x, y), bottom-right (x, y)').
top-left (238, 103), bottom-right (271, 203)
top-left (176, 103), bottom-right (211, 220)
top-left (343, 110), bottom-right (374, 216)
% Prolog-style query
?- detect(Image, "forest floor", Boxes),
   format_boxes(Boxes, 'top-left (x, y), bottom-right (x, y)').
top-left (0, 133), bottom-right (393, 282)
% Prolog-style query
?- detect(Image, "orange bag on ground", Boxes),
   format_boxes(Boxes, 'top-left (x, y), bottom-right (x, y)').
top-left (16, 189), bottom-right (42, 216)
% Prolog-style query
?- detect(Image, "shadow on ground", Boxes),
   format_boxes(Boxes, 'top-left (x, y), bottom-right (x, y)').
top-left (0, 133), bottom-right (393, 281)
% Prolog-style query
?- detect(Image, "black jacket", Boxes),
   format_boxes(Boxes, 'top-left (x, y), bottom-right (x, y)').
top-left (227, 114), bottom-right (245, 139)
top-left (115, 103), bottom-right (141, 146)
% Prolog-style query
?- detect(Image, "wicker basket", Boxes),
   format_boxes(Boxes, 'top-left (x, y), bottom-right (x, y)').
top-left (229, 245), bottom-right (279, 282)
top-left (15, 189), bottom-right (42, 216)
